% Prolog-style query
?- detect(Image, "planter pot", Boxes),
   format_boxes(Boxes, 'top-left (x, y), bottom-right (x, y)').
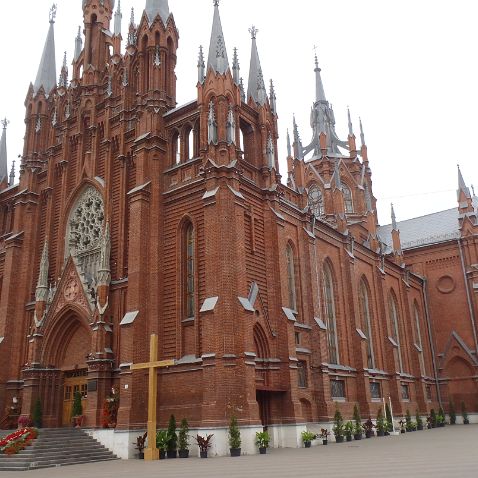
top-left (259, 447), bottom-right (267, 455)
top-left (335, 436), bottom-right (344, 443)
top-left (365, 431), bottom-right (373, 439)
top-left (137, 452), bottom-right (144, 460)
top-left (179, 450), bottom-right (189, 459)
top-left (159, 450), bottom-right (166, 460)
top-left (304, 441), bottom-right (311, 448)
top-left (167, 450), bottom-right (178, 459)
top-left (354, 434), bottom-right (362, 441)
top-left (385, 432), bottom-right (390, 436)
top-left (464, 420), bottom-right (470, 425)
top-left (377, 430), bottom-right (385, 437)
top-left (417, 424), bottom-right (423, 431)
top-left (322, 439), bottom-right (328, 445)
top-left (230, 448), bottom-right (241, 457)
top-left (346, 435), bottom-right (352, 442)
top-left (200, 451), bottom-right (208, 459)
top-left (400, 429), bottom-right (406, 434)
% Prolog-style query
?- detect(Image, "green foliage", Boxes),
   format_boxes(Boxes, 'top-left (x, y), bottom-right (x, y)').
top-left (415, 410), bottom-right (423, 428)
top-left (449, 402), bottom-right (456, 425)
top-left (353, 405), bottom-right (362, 435)
top-left (376, 409), bottom-right (387, 433)
top-left (167, 415), bottom-right (177, 451)
top-left (71, 392), bottom-right (83, 417)
top-left (255, 431), bottom-right (270, 448)
top-left (332, 407), bottom-right (344, 438)
top-left (437, 407), bottom-right (445, 425)
top-left (178, 418), bottom-right (189, 451)
top-left (405, 410), bottom-right (414, 431)
top-left (301, 430), bottom-right (316, 443)
top-left (228, 416), bottom-right (241, 449)
top-left (156, 430), bottom-right (169, 451)
top-left (461, 401), bottom-right (469, 423)
top-left (32, 399), bottom-right (42, 429)
top-left (430, 409), bottom-right (437, 427)
top-left (344, 421), bottom-right (354, 438)
top-left (385, 403), bottom-right (393, 432)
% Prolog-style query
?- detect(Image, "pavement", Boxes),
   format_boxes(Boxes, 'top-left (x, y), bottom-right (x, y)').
top-left (1, 425), bottom-right (477, 478)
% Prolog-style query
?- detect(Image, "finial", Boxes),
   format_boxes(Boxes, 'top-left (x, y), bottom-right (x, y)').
top-left (347, 107), bottom-right (353, 136)
top-left (77, 25), bottom-right (81, 37)
top-left (249, 25), bottom-right (259, 40)
top-left (359, 117), bottom-right (366, 146)
top-left (130, 6), bottom-right (135, 25)
top-left (1, 118), bottom-right (9, 130)
top-left (472, 185), bottom-right (476, 196)
top-left (213, 0), bottom-right (219, 6)
top-left (287, 129), bottom-right (292, 157)
top-left (62, 51), bottom-right (67, 68)
top-left (391, 203), bottom-right (398, 230)
top-left (49, 4), bottom-right (57, 24)
top-left (313, 45), bottom-right (319, 69)
top-left (9, 160), bottom-right (15, 186)
top-left (232, 47), bottom-right (240, 84)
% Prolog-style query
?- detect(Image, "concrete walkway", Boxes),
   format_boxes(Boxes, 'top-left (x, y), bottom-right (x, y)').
top-left (2, 425), bottom-right (477, 478)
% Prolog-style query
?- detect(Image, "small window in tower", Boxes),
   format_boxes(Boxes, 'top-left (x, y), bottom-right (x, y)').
top-left (342, 184), bottom-right (354, 213)
top-left (308, 184), bottom-right (324, 218)
top-left (297, 361), bottom-right (308, 388)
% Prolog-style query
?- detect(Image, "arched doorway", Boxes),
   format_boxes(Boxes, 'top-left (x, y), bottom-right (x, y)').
top-left (254, 324), bottom-right (271, 428)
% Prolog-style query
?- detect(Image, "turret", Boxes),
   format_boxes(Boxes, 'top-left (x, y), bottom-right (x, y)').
top-left (0, 118), bottom-right (9, 190)
top-left (391, 204), bottom-right (404, 264)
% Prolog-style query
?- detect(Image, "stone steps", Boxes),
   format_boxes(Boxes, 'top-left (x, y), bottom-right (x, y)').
top-left (0, 428), bottom-right (118, 471)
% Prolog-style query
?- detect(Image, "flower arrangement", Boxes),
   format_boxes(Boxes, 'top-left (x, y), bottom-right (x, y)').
top-left (101, 388), bottom-right (119, 428)
top-left (0, 428), bottom-right (38, 455)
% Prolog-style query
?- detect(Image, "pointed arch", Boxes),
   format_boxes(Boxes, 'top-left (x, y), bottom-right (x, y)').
top-left (359, 277), bottom-right (375, 369)
top-left (323, 260), bottom-right (339, 365)
top-left (254, 323), bottom-right (270, 359)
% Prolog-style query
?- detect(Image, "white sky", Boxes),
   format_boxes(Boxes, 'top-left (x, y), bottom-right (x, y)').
top-left (0, 0), bottom-right (476, 225)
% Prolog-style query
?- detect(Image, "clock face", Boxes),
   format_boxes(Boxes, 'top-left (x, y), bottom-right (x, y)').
top-left (64, 279), bottom-right (79, 301)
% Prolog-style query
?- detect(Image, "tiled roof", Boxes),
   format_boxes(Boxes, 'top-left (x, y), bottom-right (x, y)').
top-left (378, 197), bottom-right (477, 250)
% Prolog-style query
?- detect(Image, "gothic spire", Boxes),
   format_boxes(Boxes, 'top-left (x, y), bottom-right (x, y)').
top-left (391, 203), bottom-right (398, 231)
top-left (232, 48), bottom-right (240, 84)
top-left (247, 26), bottom-right (267, 105)
top-left (0, 118), bottom-right (8, 185)
top-left (198, 46), bottom-right (206, 84)
top-left (269, 80), bottom-right (277, 115)
top-left (145, 0), bottom-right (170, 26)
top-left (347, 107), bottom-right (354, 136)
top-left (457, 165), bottom-right (472, 200)
top-left (359, 117), bottom-right (366, 146)
top-left (287, 129), bottom-right (292, 157)
top-left (74, 26), bottom-right (83, 61)
top-left (114, 0), bottom-right (122, 36)
top-left (9, 160), bottom-right (15, 187)
top-left (207, 0), bottom-right (229, 75)
top-left (36, 240), bottom-right (49, 301)
top-left (314, 53), bottom-right (327, 103)
top-left (34, 5), bottom-right (58, 96)
top-left (58, 52), bottom-right (68, 88)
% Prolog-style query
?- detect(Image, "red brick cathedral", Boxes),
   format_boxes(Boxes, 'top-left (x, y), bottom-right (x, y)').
top-left (0, 0), bottom-right (477, 457)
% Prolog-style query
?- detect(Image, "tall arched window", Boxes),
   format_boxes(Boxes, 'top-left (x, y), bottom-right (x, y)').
top-left (342, 184), bottom-right (354, 213)
top-left (388, 291), bottom-right (403, 373)
top-left (323, 263), bottom-right (339, 364)
top-left (359, 279), bottom-right (375, 369)
top-left (308, 184), bottom-right (324, 218)
top-left (173, 132), bottom-right (181, 165)
top-left (185, 223), bottom-right (195, 319)
top-left (414, 302), bottom-right (425, 376)
top-left (286, 244), bottom-right (297, 311)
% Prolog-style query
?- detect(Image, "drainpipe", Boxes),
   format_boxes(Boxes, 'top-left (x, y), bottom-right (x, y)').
top-left (457, 238), bottom-right (478, 354)
top-left (422, 277), bottom-right (442, 408)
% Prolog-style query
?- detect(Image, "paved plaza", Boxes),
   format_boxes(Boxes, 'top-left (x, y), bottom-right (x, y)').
top-left (2, 425), bottom-right (477, 478)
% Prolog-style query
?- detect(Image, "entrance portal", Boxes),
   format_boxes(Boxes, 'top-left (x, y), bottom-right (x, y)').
top-left (62, 369), bottom-right (88, 426)
top-left (256, 390), bottom-right (271, 428)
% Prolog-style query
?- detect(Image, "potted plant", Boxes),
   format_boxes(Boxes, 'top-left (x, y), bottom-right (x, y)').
top-left (71, 391), bottom-right (84, 428)
top-left (320, 428), bottom-right (330, 445)
top-left (102, 387), bottom-right (119, 428)
top-left (156, 430), bottom-right (169, 460)
top-left (376, 409), bottom-right (387, 437)
top-left (461, 401), bottom-right (469, 424)
top-left (178, 418), bottom-right (190, 458)
top-left (430, 409), bottom-right (437, 428)
top-left (133, 432), bottom-right (147, 459)
top-left (405, 410), bottom-right (414, 432)
top-left (167, 414), bottom-right (178, 458)
top-left (32, 399), bottom-right (42, 429)
top-left (416, 410), bottom-right (424, 431)
top-left (344, 422), bottom-right (354, 442)
top-left (301, 430), bottom-right (316, 448)
top-left (363, 417), bottom-right (374, 438)
top-left (228, 416), bottom-right (241, 457)
top-left (353, 405), bottom-right (362, 440)
top-left (449, 402), bottom-right (456, 425)
top-left (437, 407), bottom-right (445, 427)
top-left (332, 407), bottom-right (345, 443)
top-left (196, 434), bottom-right (214, 458)
top-left (385, 403), bottom-right (393, 433)
top-left (255, 431), bottom-right (270, 454)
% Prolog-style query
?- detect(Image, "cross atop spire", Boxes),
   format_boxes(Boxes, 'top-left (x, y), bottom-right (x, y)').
top-left (207, 0), bottom-right (229, 75)
top-left (49, 4), bottom-right (57, 24)
top-left (249, 25), bottom-right (259, 40)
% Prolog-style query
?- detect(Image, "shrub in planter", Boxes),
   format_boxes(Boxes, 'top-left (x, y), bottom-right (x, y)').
top-left (167, 415), bottom-right (178, 458)
top-left (363, 418), bottom-right (375, 438)
top-left (461, 401), bottom-right (469, 425)
top-left (332, 408), bottom-right (345, 443)
top-left (133, 432), bottom-right (147, 459)
top-left (344, 421), bottom-right (354, 442)
top-left (320, 428), bottom-right (330, 445)
top-left (437, 408), bottom-right (446, 427)
top-left (385, 403), bottom-right (393, 433)
top-left (301, 430), bottom-right (316, 448)
top-left (228, 416), bottom-right (241, 457)
top-left (430, 409), bottom-right (437, 428)
top-left (353, 405), bottom-right (362, 440)
top-left (405, 410), bottom-right (414, 432)
top-left (255, 431), bottom-right (270, 454)
top-left (449, 402), bottom-right (456, 425)
top-left (178, 418), bottom-right (190, 458)
top-left (156, 430), bottom-right (169, 459)
top-left (416, 410), bottom-right (424, 430)
top-left (195, 434), bottom-right (213, 459)
top-left (376, 409), bottom-right (387, 437)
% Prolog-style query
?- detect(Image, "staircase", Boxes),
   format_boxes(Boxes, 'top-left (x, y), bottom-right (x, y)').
top-left (0, 428), bottom-right (118, 471)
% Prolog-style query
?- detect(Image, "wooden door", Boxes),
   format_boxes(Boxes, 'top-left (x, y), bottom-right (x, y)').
top-left (62, 371), bottom-right (88, 426)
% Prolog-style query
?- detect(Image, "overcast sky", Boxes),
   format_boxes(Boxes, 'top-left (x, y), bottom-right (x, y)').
top-left (0, 0), bottom-right (476, 225)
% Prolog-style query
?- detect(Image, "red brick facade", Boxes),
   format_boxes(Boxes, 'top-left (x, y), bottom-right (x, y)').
top-left (1, 1), bottom-right (475, 439)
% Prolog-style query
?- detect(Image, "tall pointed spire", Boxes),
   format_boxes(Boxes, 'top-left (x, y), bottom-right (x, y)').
top-left (145, 0), bottom-right (170, 26)
top-left (391, 203), bottom-right (398, 231)
top-left (74, 26), bottom-right (83, 61)
top-left (247, 26), bottom-right (267, 105)
top-left (232, 48), bottom-right (240, 84)
top-left (198, 46), bottom-right (206, 84)
top-left (314, 53), bottom-right (327, 103)
top-left (207, 0), bottom-right (229, 75)
top-left (36, 240), bottom-right (50, 301)
top-left (114, 0), bottom-right (122, 36)
top-left (58, 52), bottom-right (68, 88)
top-left (347, 107), bottom-right (354, 136)
top-left (457, 165), bottom-right (472, 199)
top-left (0, 119), bottom-right (8, 185)
top-left (34, 4), bottom-right (57, 96)
top-left (287, 129), bottom-right (292, 158)
top-left (359, 117), bottom-right (366, 146)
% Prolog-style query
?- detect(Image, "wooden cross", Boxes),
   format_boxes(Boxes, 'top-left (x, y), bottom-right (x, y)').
top-left (130, 334), bottom-right (175, 461)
